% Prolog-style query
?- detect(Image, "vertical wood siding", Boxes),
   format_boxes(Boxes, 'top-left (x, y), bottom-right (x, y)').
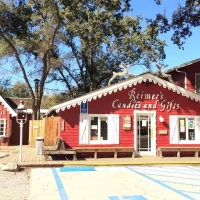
top-left (9, 114), bottom-right (31, 146)
top-left (59, 82), bottom-right (200, 149)
top-left (29, 117), bottom-right (58, 147)
top-left (0, 102), bottom-right (10, 146)
top-left (168, 61), bottom-right (200, 93)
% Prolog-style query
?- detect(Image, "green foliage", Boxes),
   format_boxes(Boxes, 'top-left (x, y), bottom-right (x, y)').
top-left (41, 93), bottom-right (68, 108)
top-left (48, 0), bottom-right (166, 94)
top-left (0, 78), bottom-right (12, 97)
top-left (151, 0), bottom-right (200, 48)
top-left (0, 0), bottom-right (64, 119)
top-left (10, 81), bottom-right (31, 98)
top-left (0, 0), bottom-right (167, 116)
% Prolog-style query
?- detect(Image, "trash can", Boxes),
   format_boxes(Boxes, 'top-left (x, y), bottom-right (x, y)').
top-left (36, 137), bottom-right (44, 155)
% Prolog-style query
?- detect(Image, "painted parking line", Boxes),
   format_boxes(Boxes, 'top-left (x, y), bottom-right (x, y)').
top-left (29, 168), bottom-right (61, 200)
top-left (52, 168), bottom-right (69, 200)
top-left (185, 166), bottom-right (200, 171)
top-left (57, 166), bottom-right (157, 200)
top-left (129, 167), bottom-right (200, 176)
top-left (127, 167), bottom-right (200, 200)
top-left (129, 167), bottom-right (200, 181)
top-left (29, 166), bottom-right (200, 200)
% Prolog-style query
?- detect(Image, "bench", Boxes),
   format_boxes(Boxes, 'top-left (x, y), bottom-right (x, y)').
top-left (75, 147), bottom-right (135, 159)
top-left (44, 138), bottom-right (76, 161)
top-left (157, 146), bottom-right (200, 158)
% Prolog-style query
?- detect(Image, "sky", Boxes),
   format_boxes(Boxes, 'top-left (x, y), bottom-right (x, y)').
top-left (1, 0), bottom-right (200, 94)
top-left (130, 0), bottom-right (200, 74)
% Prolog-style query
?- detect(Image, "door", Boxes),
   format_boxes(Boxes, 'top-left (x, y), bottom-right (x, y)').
top-left (137, 114), bottom-right (152, 153)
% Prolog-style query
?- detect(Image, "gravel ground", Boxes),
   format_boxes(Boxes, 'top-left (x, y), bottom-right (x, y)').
top-left (0, 164), bottom-right (31, 200)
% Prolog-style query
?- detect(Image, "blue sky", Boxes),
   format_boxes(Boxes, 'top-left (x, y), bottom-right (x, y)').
top-left (1, 0), bottom-right (200, 93)
top-left (130, 0), bottom-right (200, 74)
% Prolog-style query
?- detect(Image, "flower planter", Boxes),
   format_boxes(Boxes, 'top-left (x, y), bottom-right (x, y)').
top-left (1, 137), bottom-right (8, 143)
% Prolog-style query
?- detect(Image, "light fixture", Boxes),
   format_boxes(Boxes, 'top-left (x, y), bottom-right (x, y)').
top-left (159, 116), bottom-right (164, 122)
top-left (16, 100), bottom-right (27, 162)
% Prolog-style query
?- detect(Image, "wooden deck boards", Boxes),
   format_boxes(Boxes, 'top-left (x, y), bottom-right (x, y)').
top-left (0, 145), bottom-right (66, 167)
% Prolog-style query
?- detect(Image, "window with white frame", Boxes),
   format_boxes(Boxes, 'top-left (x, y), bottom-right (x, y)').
top-left (79, 114), bottom-right (119, 144)
top-left (195, 74), bottom-right (200, 95)
top-left (170, 116), bottom-right (200, 144)
top-left (0, 119), bottom-right (6, 137)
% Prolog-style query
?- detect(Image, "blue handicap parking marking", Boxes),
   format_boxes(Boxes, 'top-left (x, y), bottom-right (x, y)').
top-left (60, 166), bottom-right (95, 172)
top-left (108, 195), bottom-right (148, 200)
top-left (52, 168), bottom-right (69, 200)
top-left (127, 166), bottom-right (200, 200)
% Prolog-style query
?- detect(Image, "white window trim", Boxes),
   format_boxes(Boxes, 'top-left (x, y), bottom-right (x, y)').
top-left (0, 118), bottom-right (6, 137)
top-left (169, 115), bottom-right (200, 144)
top-left (79, 114), bottom-right (119, 145)
top-left (195, 73), bottom-right (200, 94)
top-left (89, 114), bottom-right (109, 145)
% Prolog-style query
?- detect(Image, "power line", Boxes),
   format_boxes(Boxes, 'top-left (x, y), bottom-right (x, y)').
top-left (0, 66), bottom-right (67, 93)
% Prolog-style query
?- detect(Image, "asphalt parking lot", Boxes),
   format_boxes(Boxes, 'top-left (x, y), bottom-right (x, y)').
top-left (28, 166), bottom-right (200, 200)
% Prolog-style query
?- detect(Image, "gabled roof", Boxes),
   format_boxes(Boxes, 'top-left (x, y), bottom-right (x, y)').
top-left (0, 96), bottom-right (17, 117)
top-left (4, 98), bottom-right (32, 109)
top-left (46, 73), bottom-right (200, 116)
top-left (4, 98), bottom-right (48, 114)
top-left (166, 58), bottom-right (200, 73)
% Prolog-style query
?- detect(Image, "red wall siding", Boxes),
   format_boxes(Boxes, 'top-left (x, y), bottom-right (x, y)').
top-left (60, 106), bottom-right (80, 148)
top-left (59, 83), bottom-right (200, 149)
top-left (0, 102), bottom-right (11, 146)
top-left (169, 70), bottom-right (185, 88)
top-left (9, 114), bottom-right (32, 145)
top-left (168, 61), bottom-right (200, 92)
top-left (185, 62), bottom-right (200, 92)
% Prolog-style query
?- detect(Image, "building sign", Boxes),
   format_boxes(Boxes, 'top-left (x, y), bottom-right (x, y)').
top-left (158, 130), bottom-right (168, 134)
top-left (112, 88), bottom-right (180, 112)
top-left (80, 101), bottom-right (88, 114)
top-left (123, 116), bottom-right (132, 130)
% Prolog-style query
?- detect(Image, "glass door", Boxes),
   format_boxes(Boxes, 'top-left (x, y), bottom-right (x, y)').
top-left (137, 115), bottom-right (152, 152)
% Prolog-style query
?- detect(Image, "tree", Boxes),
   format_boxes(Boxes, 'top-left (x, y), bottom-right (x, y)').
top-left (46, 0), bottom-right (167, 97)
top-left (0, 77), bottom-right (12, 97)
top-left (0, 0), bottom-right (167, 114)
top-left (41, 93), bottom-right (68, 108)
top-left (0, 0), bottom-right (63, 119)
top-left (10, 81), bottom-right (31, 98)
top-left (152, 0), bottom-right (200, 48)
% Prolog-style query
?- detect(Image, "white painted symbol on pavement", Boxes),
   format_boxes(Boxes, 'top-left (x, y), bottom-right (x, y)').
top-left (108, 195), bottom-right (148, 200)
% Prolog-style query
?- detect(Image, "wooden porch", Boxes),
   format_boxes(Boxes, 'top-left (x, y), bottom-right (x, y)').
top-left (1, 145), bottom-right (200, 167)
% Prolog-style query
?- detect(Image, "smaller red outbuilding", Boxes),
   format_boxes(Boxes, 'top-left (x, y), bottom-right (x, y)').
top-left (0, 97), bottom-right (33, 146)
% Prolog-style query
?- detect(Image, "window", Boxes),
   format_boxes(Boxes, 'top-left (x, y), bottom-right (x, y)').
top-left (90, 117), bottom-right (108, 141)
top-left (0, 119), bottom-right (6, 137)
top-left (179, 118), bottom-right (195, 140)
top-left (79, 114), bottom-right (119, 144)
top-left (170, 116), bottom-right (200, 144)
top-left (195, 74), bottom-right (200, 95)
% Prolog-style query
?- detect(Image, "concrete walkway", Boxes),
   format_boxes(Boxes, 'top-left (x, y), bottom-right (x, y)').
top-left (1, 145), bottom-right (200, 167)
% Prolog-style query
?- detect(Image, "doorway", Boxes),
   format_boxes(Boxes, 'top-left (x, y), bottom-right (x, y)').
top-left (134, 111), bottom-right (156, 156)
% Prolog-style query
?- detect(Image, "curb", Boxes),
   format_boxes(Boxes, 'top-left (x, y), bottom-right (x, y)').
top-left (63, 161), bottom-right (200, 166)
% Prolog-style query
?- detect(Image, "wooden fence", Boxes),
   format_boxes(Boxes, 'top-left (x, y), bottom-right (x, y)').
top-left (29, 117), bottom-right (58, 147)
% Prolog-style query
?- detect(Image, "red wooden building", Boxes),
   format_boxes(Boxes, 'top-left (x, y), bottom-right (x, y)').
top-left (46, 59), bottom-right (200, 157)
top-left (166, 58), bottom-right (200, 93)
top-left (0, 97), bottom-right (33, 146)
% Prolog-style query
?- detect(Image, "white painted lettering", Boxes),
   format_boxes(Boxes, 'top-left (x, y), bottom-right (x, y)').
top-left (111, 88), bottom-right (180, 112)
